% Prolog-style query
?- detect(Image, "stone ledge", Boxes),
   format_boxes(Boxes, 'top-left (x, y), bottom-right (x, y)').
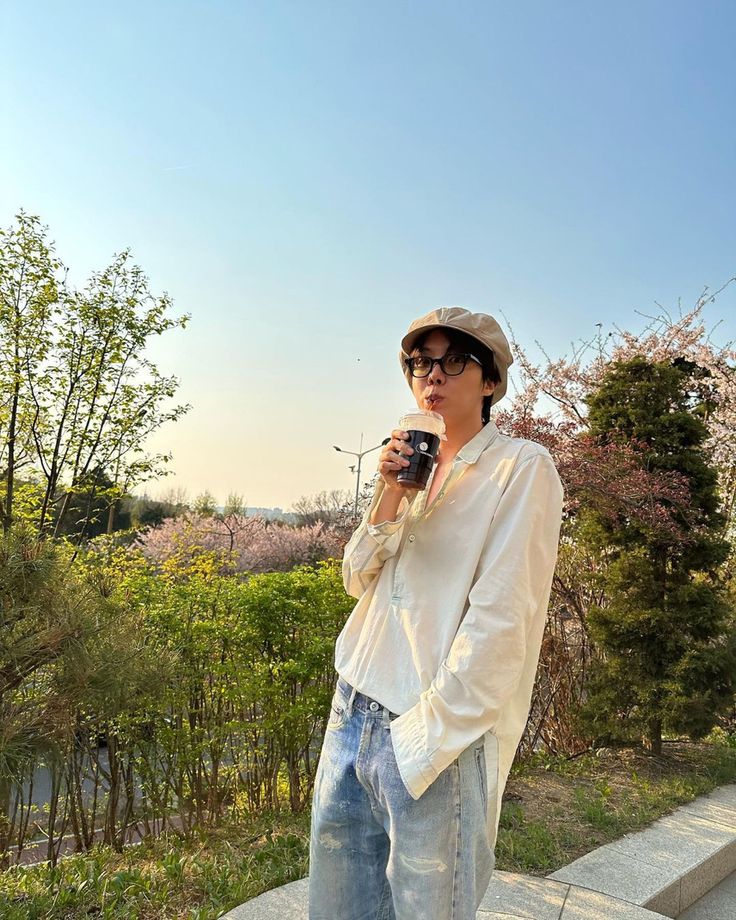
top-left (479, 871), bottom-right (669, 919)
top-left (677, 867), bottom-right (736, 919)
top-left (221, 783), bottom-right (736, 919)
top-left (221, 871), bottom-right (670, 919)
top-left (547, 782), bottom-right (736, 918)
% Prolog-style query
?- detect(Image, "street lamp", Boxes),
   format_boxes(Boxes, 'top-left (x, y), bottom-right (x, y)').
top-left (333, 432), bottom-right (383, 516)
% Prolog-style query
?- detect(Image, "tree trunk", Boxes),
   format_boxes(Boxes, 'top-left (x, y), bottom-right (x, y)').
top-left (107, 498), bottom-right (116, 535)
top-left (0, 772), bottom-right (12, 869)
top-left (646, 717), bottom-right (662, 755)
top-left (3, 374), bottom-right (20, 533)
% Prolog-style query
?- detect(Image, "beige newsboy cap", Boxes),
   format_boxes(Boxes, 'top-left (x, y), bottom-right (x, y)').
top-left (399, 306), bottom-right (514, 406)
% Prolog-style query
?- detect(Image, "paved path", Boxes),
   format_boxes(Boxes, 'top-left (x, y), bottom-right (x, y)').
top-left (221, 871), bottom-right (671, 919)
top-left (678, 868), bottom-right (736, 919)
top-left (223, 781), bottom-right (736, 919)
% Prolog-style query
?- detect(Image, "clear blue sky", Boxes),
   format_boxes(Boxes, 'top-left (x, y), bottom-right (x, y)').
top-left (2, 1), bottom-right (735, 509)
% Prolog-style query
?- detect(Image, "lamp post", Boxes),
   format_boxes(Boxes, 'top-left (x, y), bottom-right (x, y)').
top-left (333, 433), bottom-right (383, 516)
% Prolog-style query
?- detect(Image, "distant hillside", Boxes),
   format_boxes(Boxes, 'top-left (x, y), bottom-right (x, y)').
top-left (242, 506), bottom-right (299, 524)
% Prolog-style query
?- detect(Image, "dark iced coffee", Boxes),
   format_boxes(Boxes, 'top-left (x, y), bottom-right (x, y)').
top-left (395, 409), bottom-right (447, 490)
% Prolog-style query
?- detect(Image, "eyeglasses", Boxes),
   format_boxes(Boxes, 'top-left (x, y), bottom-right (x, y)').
top-left (404, 352), bottom-right (483, 378)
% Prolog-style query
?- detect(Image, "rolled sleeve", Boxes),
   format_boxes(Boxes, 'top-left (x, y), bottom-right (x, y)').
top-left (342, 477), bottom-right (415, 599)
top-left (390, 452), bottom-right (564, 799)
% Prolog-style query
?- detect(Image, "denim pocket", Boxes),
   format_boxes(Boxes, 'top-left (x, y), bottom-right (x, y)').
top-left (327, 699), bottom-right (346, 730)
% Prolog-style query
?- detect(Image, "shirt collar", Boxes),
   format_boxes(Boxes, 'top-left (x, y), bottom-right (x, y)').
top-left (455, 418), bottom-right (500, 465)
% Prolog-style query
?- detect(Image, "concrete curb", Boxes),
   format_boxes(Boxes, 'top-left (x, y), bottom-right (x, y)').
top-left (221, 872), bottom-right (671, 919)
top-left (221, 782), bottom-right (736, 919)
top-left (547, 782), bottom-right (736, 918)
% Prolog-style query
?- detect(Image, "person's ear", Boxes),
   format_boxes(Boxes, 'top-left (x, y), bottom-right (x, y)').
top-left (482, 380), bottom-right (496, 397)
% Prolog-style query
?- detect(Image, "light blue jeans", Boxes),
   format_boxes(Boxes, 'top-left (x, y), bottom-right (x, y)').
top-left (308, 676), bottom-right (495, 920)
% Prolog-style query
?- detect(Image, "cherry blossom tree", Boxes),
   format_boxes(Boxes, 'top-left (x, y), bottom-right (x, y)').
top-left (134, 512), bottom-right (346, 575)
top-left (494, 281), bottom-right (736, 756)
top-left (497, 278), bottom-right (736, 536)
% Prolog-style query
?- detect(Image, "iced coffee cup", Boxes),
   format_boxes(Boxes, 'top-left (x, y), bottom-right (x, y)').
top-left (395, 409), bottom-right (447, 490)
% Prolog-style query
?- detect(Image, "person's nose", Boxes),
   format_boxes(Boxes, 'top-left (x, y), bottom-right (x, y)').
top-left (428, 359), bottom-right (446, 384)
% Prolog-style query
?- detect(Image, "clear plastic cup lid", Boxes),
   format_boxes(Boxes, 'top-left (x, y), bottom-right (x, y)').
top-left (397, 409), bottom-right (447, 440)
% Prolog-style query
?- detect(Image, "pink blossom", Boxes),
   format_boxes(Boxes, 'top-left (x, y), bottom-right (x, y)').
top-left (134, 513), bottom-right (346, 574)
top-left (496, 280), bottom-right (736, 538)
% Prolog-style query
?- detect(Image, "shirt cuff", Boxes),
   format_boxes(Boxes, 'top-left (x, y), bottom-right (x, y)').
top-left (389, 703), bottom-right (439, 800)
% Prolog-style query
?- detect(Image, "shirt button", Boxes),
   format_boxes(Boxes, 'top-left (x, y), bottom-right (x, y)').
top-left (369, 701), bottom-right (379, 711)
top-left (408, 534), bottom-right (415, 542)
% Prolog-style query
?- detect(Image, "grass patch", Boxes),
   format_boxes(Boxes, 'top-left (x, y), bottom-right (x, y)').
top-left (496, 734), bottom-right (736, 874)
top-left (0, 811), bottom-right (311, 919)
top-left (1, 735), bottom-right (735, 917)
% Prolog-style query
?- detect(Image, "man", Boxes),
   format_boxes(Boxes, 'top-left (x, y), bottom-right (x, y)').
top-left (309, 307), bottom-right (564, 920)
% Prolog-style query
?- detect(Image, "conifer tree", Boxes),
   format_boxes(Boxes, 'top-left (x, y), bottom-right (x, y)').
top-left (577, 355), bottom-right (736, 754)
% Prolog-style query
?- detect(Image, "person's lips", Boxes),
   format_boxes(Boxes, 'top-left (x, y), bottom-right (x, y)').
top-left (425, 394), bottom-right (443, 407)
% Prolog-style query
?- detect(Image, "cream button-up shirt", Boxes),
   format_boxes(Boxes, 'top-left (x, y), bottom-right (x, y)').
top-left (334, 417), bottom-right (564, 851)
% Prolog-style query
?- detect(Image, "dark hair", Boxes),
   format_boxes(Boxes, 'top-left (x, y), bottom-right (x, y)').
top-left (407, 328), bottom-right (501, 424)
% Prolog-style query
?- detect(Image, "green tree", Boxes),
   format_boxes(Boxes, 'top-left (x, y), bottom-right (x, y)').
top-left (223, 492), bottom-right (246, 517)
top-left (0, 211), bottom-right (191, 542)
top-left (123, 488), bottom-right (190, 530)
top-left (193, 490), bottom-right (218, 516)
top-left (577, 356), bottom-right (736, 754)
top-left (52, 465), bottom-right (132, 540)
top-left (0, 213), bottom-right (58, 532)
top-left (0, 528), bottom-right (97, 864)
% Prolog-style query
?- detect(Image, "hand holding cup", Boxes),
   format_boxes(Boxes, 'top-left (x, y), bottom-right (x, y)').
top-left (377, 429), bottom-right (417, 494)
top-left (378, 410), bottom-right (447, 493)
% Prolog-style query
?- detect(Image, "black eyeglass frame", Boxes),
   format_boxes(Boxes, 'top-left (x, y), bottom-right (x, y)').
top-left (403, 352), bottom-right (484, 378)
